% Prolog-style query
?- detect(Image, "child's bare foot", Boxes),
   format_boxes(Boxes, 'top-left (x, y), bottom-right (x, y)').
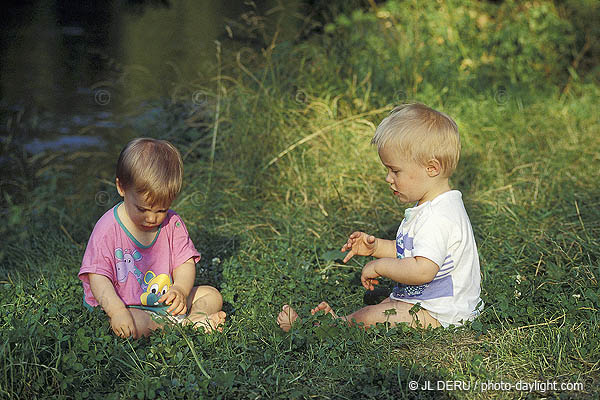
top-left (310, 301), bottom-right (338, 318)
top-left (186, 311), bottom-right (226, 333)
top-left (277, 305), bottom-right (299, 332)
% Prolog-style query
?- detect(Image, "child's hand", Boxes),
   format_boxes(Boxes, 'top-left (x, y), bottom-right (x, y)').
top-left (159, 285), bottom-right (188, 316)
top-left (341, 231), bottom-right (378, 263)
top-left (361, 260), bottom-right (380, 291)
top-left (110, 308), bottom-right (137, 339)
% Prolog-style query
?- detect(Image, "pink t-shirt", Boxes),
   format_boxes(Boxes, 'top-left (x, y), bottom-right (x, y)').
top-left (79, 203), bottom-right (201, 308)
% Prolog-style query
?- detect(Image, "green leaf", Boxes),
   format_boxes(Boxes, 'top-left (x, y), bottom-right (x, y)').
top-left (321, 250), bottom-right (345, 262)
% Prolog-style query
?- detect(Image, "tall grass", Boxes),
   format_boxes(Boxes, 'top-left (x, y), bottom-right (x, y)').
top-left (1, 0), bottom-right (599, 398)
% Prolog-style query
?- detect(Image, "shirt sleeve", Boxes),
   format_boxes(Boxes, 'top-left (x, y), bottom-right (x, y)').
top-left (78, 225), bottom-right (117, 307)
top-left (169, 213), bottom-right (201, 269)
top-left (79, 228), bottom-right (116, 283)
top-left (410, 211), bottom-right (453, 269)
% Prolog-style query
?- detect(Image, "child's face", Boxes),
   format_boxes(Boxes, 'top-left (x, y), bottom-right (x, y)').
top-left (378, 145), bottom-right (434, 205)
top-left (116, 179), bottom-right (170, 232)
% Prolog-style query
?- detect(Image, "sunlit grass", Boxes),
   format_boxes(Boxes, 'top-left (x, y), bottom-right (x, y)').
top-left (1, 0), bottom-right (599, 398)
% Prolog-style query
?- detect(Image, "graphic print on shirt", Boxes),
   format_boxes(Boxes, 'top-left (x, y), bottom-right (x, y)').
top-left (394, 231), bottom-right (454, 300)
top-left (140, 271), bottom-right (173, 306)
top-left (115, 248), bottom-right (144, 285)
top-left (395, 232), bottom-right (429, 297)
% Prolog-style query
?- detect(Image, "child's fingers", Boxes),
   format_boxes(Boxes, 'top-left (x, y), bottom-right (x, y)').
top-left (341, 237), bottom-right (354, 252)
top-left (115, 325), bottom-right (131, 338)
top-left (361, 277), bottom-right (378, 290)
top-left (160, 290), bottom-right (182, 305)
top-left (158, 292), bottom-right (172, 304)
top-left (166, 301), bottom-right (176, 314)
top-left (165, 295), bottom-right (180, 310)
top-left (342, 232), bottom-right (360, 248)
top-left (170, 297), bottom-right (186, 314)
top-left (342, 250), bottom-right (355, 263)
top-left (360, 276), bottom-right (369, 289)
top-left (123, 325), bottom-right (133, 338)
top-left (129, 323), bottom-right (139, 339)
top-left (168, 301), bottom-right (186, 315)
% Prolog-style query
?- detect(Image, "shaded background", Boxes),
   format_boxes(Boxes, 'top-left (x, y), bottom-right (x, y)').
top-left (0, 0), bottom-right (308, 153)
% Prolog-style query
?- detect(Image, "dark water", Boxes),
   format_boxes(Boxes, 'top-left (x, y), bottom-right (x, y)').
top-left (0, 0), bottom-right (302, 154)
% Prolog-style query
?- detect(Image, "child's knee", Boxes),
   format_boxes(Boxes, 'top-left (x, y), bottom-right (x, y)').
top-left (191, 285), bottom-right (223, 309)
top-left (205, 286), bottom-right (223, 307)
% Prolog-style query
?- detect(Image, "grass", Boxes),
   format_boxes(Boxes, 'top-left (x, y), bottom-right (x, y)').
top-left (1, 0), bottom-right (599, 398)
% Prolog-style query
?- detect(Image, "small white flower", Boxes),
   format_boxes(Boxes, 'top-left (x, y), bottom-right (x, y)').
top-left (515, 274), bottom-right (522, 285)
top-left (572, 294), bottom-right (581, 299)
top-left (514, 290), bottom-right (521, 298)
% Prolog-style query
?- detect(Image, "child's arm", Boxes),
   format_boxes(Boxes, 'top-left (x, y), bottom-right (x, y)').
top-left (88, 273), bottom-right (137, 338)
top-left (360, 257), bottom-right (439, 290)
top-left (159, 258), bottom-right (196, 315)
top-left (341, 231), bottom-right (396, 262)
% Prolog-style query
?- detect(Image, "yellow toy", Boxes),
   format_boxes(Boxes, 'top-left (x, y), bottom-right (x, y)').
top-left (140, 271), bottom-right (172, 306)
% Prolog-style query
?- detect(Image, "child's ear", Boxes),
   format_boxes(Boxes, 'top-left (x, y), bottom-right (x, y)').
top-left (116, 178), bottom-right (125, 196)
top-left (426, 159), bottom-right (442, 177)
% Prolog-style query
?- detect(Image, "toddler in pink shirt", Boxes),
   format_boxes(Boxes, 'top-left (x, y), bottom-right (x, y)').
top-left (79, 138), bottom-right (226, 338)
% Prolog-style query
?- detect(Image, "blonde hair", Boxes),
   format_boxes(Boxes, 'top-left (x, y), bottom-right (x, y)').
top-left (371, 103), bottom-right (460, 177)
top-left (116, 138), bottom-right (183, 206)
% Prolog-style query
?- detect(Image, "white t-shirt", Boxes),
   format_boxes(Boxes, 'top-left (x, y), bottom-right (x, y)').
top-left (389, 190), bottom-right (483, 327)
